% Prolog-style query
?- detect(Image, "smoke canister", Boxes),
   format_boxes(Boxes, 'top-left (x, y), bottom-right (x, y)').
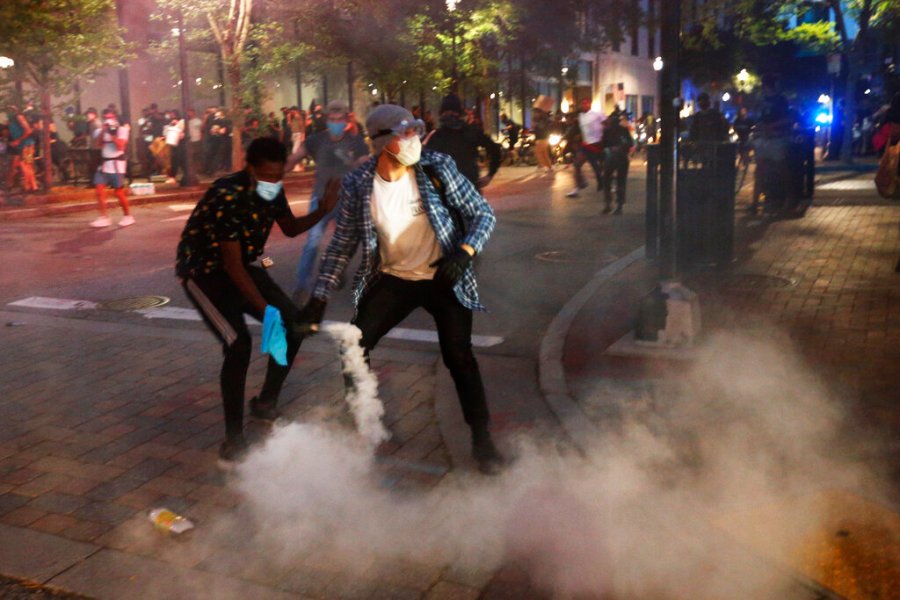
top-left (148, 508), bottom-right (194, 534)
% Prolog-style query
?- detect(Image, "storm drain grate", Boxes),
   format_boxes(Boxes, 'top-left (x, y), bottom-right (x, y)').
top-left (98, 295), bottom-right (170, 311)
top-left (724, 274), bottom-right (798, 290)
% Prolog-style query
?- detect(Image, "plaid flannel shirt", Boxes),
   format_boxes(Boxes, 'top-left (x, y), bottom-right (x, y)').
top-left (312, 150), bottom-right (496, 312)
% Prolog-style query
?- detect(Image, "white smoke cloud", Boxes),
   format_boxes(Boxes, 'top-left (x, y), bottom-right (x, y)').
top-left (225, 330), bottom-right (888, 598)
top-left (320, 322), bottom-right (390, 447)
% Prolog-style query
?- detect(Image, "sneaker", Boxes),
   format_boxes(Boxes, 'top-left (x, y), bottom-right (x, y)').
top-left (249, 396), bottom-right (281, 423)
top-left (472, 429), bottom-right (505, 476)
top-left (217, 436), bottom-right (249, 471)
top-left (601, 205), bottom-right (612, 214)
top-left (118, 215), bottom-right (135, 227)
top-left (613, 206), bottom-right (623, 215)
top-left (565, 189), bottom-right (580, 198)
top-left (90, 216), bottom-right (112, 228)
top-left (165, 177), bottom-right (177, 184)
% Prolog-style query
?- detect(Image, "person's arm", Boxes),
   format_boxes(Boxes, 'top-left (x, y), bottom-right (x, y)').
top-left (276, 177), bottom-right (341, 237)
top-left (310, 174), bottom-right (363, 302)
top-left (221, 240), bottom-right (267, 314)
top-left (433, 154), bottom-right (495, 254)
top-left (284, 144), bottom-right (308, 171)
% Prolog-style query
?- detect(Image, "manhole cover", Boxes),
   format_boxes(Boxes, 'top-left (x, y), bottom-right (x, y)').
top-left (534, 251), bottom-right (616, 264)
top-left (725, 274), bottom-right (797, 290)
top-left (98, 295), bottom-right (170, 311)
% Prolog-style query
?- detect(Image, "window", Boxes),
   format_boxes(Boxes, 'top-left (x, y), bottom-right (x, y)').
top-left (625, 94), bottom-right (638, 118)
top-left (641, 95), bottom-right (655, 117)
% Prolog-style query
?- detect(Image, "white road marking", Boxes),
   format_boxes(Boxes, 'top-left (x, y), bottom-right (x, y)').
top-left (166, 204), bottom-right (198, 211)
top-left (8, 297), bottom-right (504, 348)
top-left (8, 297), bottom-right (97, 310)
top-left (818, 179), bottom-right (875, 191)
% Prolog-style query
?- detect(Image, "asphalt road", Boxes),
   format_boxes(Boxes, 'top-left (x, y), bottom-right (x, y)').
top-left (0, 164), bottom-right (648, 359)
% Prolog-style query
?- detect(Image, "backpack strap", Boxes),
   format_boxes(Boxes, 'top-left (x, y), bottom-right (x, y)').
top-left (422, 163), bottom-right (462, 232)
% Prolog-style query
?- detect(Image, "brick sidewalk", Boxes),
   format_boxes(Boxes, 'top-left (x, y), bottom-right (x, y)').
top-left (0, 311), bottom-right (516, 599)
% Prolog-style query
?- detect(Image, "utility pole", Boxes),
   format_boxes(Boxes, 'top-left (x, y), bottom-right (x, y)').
top-left (177, 11), bottom-right (197, 186)
top-left (658, 0), bottom-right (680, 280)
top-left (635, 0), bottom-right (701, 347)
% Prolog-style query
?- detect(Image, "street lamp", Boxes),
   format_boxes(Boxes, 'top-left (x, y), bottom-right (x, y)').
top-left (653, 56), bottom-right (663, 72)
top-left (446, 0), bottom-right (460, 92)
top-left (737, 68), bottom-right (749, 83)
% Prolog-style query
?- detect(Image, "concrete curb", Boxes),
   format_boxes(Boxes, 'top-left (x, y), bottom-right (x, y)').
top-left (536, 246), bottom-right (646, 451)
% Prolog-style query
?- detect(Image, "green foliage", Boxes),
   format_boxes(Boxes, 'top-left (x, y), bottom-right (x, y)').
top-left (784, 22), bottom-right (840, 53)
top-left (151, 0), bottom-right (305, 116)
top-left (0, 0), bottom-right (134, 101)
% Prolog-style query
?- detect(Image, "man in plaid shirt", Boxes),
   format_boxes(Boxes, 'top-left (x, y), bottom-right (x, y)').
top-left (297, 104), bottom-right (503, 474)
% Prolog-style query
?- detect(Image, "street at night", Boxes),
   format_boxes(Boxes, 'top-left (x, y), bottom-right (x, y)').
top-left (2, 0), bottom-right (900, 598)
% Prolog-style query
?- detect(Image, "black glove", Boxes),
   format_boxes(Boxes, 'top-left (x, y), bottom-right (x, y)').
top-left (429, 247), bottom-right (473, 289)
top-left (292, 298), bottom-right (327, 335)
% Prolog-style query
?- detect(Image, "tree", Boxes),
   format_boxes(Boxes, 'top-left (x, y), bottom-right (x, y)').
top-left (703, 0), bottom-right (900, 162)
top-left (154, 0), bottom-right (304, 170)
top-left (0, 0), bottom-right (134, 190)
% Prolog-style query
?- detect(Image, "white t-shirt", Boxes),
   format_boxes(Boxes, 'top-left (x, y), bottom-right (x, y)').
top-left (94, 122), bottom-right (130, 174)
top-left (164, 121), bottom-right (184, 146)
top-left (578, 110), bottom-right (605, 145)
top-left (188, 117), bottom-right (203, 142)
top-left (371, 170), bottom-right (441, 281)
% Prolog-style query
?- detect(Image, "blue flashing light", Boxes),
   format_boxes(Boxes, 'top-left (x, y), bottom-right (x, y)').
top-left (814, 110), bottom-right (832, 125)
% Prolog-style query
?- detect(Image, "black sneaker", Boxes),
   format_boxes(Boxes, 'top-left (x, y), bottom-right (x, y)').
top-left (217, 436), bottom-right (249, 471)
top-left (472, 430), bottom-right (505, 476)
top-left (613, 206), bottom-right (623, 215)
top-left (249, 396), bottom-right (281, 423)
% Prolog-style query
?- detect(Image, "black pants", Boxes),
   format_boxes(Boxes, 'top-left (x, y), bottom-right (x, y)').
top-left (603, 148), bottom-right (629, 207)
top-left (354, 274), bottom-right (490, 429)
top-left (182, 266), bottom-right (303, 438)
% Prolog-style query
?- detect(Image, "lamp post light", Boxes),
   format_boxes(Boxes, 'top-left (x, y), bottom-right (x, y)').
top-left (737, 68), bottom-right (749, 83)
top-left (446, 0), bottom-right (460, 93)
top-left (653, 56), bottom-right (663, 72)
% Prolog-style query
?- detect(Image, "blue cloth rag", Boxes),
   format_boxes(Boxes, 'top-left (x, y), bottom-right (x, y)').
top-left (261, 305), bottom-right (288, 366)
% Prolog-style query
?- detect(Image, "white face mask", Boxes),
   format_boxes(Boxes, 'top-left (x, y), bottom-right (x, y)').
top-left (255, 180), bottom-right (283, 202)
top-left (388, 135), bottom-right (422, 166)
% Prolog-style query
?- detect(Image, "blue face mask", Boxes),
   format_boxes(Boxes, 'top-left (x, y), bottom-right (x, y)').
top-left (327, 121), bottom-right (346, 137)
top-left (256, 180), bottom-right (283, 202)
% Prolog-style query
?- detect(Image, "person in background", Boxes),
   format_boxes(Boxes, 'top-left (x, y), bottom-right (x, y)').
top-left (601, 114), bottom-right (634, 215)
top-left (288, 107), bottom-right (306, 171)
top-left (532, 101), bottom-right (553, 174)
top-left (566, 98), bottom-right (605, 198)
top-left (175, 137), bottom-right (339, 469)
top-left (286, 99), bottom-right (370, 304)
top-left (500, 113), bottom-right (521, 163)
top-left (295, 104), bottom-right (504, 475)
top-left (426, 93), bottom-right (500, 190)
top-left (5, 104), bottom-right (37, 192)
top-left (186, 108), bottom-right (204, 176)
top-left (732, 106), bottom-right (754, 166)
top-left (689, 92), bottom-right (729, 143)
top-left (90, 107), bottom-right (133, 228)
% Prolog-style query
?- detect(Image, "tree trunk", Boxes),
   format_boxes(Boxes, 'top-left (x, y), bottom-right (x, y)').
top-left (839, 49), bottom-right (858, 163)
top-left (228, 59), bottom-right (244, 171)
top-left (40, 88), bottom-right (53, 191)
